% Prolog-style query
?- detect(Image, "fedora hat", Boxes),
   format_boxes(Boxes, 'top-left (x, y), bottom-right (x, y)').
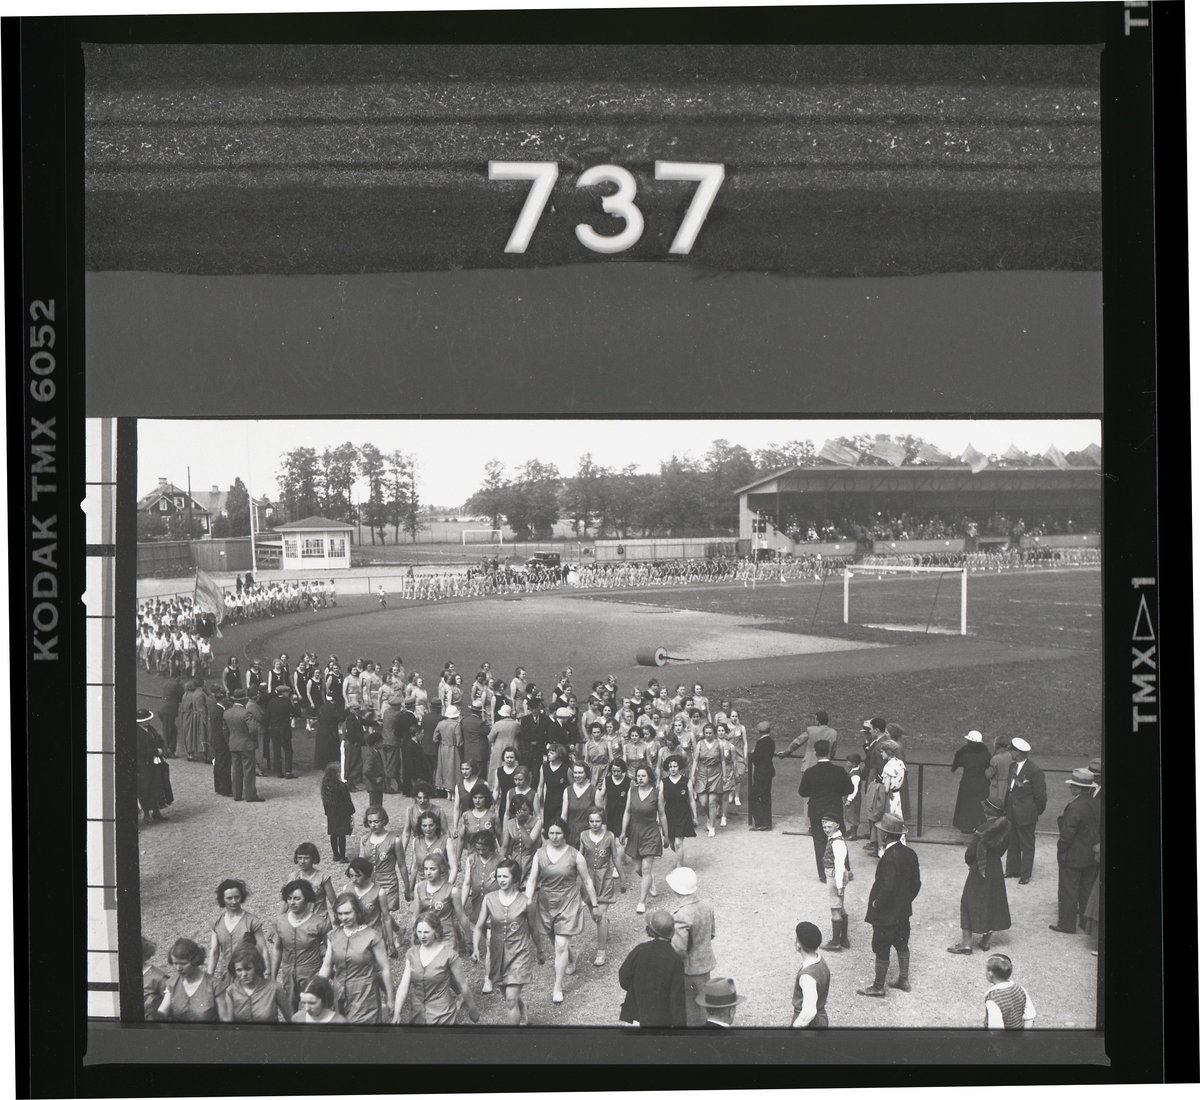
top-left (695, 977), bottom-right (745, 1008)
top-left (231, 688), bottom-right (247, 701)
top-left (1066, 767), bottom-right (1096, 786)
top-left (665, 866), bottom-right (698, 895)
top-left (135, 708), bottom-right (155, 724)
top-left (981, 796), bottom-right (1005, 815)
top-left (879, 811), bottom-right (908, 835)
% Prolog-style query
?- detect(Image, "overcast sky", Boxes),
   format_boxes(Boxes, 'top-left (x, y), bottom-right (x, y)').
top-left (137, 418), bottom-right (1101, 508)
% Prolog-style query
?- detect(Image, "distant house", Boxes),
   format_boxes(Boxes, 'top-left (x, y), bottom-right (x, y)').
top-left (196, 484), bottom-right (276, 531)
top-left (136, 478), bottom-right (212, 534)
top-left (272, 516), bottom-right (355, 570)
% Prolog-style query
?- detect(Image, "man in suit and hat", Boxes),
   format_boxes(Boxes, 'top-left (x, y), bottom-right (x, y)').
top-left (266, 684), bottom-right (300, 779)
top-left (1049, 768), bottom-right (1102, 934)
top-left (1003, 737), bottom-right (1047, 884)
top-left (858, 811), bottom-right (921, 998)
top-left (666, 866), bottom-right (717, 1027)
top-left (207, 686), bottom-right (232, 797)
top-left (696, 977), bottom-right (744, 1028)
top-left (747, 721), bottom-right (776, 830)
top-left (222, 689), bottom-right (263, 802)
top-left (618, 909), bottom-right (687, 1027)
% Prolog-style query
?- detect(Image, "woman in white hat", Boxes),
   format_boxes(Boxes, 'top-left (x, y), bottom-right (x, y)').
top-left (433, 704), bottom-right (463, 790)
top-left (951, 731), bottom-right (993, 835)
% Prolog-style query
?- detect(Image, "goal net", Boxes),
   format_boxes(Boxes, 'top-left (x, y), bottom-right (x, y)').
top-left (462, 528), bottom-right (503, 546)
top-left (843, 564), bottom-right (968, 635)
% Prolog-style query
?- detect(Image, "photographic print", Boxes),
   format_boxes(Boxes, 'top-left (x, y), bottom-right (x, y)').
top-left (12, 4), bottom-right (1185, 1088)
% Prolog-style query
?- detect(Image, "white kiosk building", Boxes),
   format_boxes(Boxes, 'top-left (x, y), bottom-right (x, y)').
top-left (273, 516), bottom-right (355, 571)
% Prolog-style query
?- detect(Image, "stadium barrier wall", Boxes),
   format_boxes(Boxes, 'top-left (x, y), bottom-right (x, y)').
top-left (137, 537), bottom-right (256, 577)
top-left (593, 538), bottom-right (739, 561)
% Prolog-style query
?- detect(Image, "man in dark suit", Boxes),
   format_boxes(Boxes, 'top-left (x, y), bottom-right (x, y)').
top-left (797, 740), bottom-right (854, 882)
top-left (618, 910), bottom-right (686, 1027)
top-left (1050, 768), bottom-right (1102, 933)
top-left (517, 700), bottom-right (555, 774)
top-left (159, 675), bottom-right (184, 758)
top-left (222, 689), bottom-right (263, 802)
top-left (461, 703), bottom-right (491, 776)
top-left (266, 685), bottom-right (299, 778)
top-left (695, 977), bottom-right (743, 1028)
top-left (858, 812), bottom-right (921, 998)
top-left (1003, 737), bottom-right (1047, 884)
top-left (207, 687), bottom-right (232, 797)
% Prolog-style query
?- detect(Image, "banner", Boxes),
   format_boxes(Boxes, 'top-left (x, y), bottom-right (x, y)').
top-left (1043, 443), bottom-right (1070, 470)
top-left (1082, 442), bottom-right (1102, 466)
top-left (870, 437), bottom-right (908, 467)
top-left (915, 442), bottom-right (952, 465)
top-left (818, 440), bottom-right (862, 466)
top-left (1002, 444), bottom-right (1033, 465)
top-left (962, 443), bottom-right (990, 474)
top-left (194, 568), bottom-right (227, 629)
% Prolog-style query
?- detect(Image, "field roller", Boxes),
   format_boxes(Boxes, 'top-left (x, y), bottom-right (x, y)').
top-left (636, 646), bottom-right (686, 667)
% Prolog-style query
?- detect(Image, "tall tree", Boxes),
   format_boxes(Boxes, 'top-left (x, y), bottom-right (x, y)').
top-left (401, 458), bottom-right (426, 543)
top-left (504, 459), bottom-right (561, 539)
top-left (462, 460), bottom-right (509, 532)
top-left (753, 439), bottom-right (818, 472)
top-left (653, 455), bottom-right (708, 535)
top-left (385, 450), bottom-right (413, 543)
top-left (704, 439), bottom-right (758, 531)
top-left (358, 443), bottom-right (388, 544)
top-left (563, 453), bottom-right (607, 537)
top-left (319, 442), bottom-right (359, 522)
top-left (224, 477), bottom-right (251, 537)
top-left (276, 446), bottom-right (320, 522)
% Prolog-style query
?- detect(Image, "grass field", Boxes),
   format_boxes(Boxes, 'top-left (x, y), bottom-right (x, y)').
top-left (136, 564), bottom-right (1100, 1028)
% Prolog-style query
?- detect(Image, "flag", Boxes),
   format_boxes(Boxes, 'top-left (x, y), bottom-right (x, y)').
top-left (194, 568), bottom-right (226, 635)
top-left (915, 442), bottom-right (951, 465)
top-left (870, 436), bottom-right (908, 467)
top-left (1002, 444), bottom-right (1033, 465)
top-left (818, 440), bottom-right (862, 466)
top-left (1082, 442), bottom-right (1102, 466)
top-left (1043, 444), bottom-right (1070, 470)
top-left (962, 444), bottom-right (989, 474)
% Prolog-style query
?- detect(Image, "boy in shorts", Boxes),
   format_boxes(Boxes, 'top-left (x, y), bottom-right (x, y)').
top-left (821, 814), bottom-right (850, 950)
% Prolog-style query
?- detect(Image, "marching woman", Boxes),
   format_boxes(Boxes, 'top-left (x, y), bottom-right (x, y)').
top-left (492, 747), bottom-right (521, 822)
top-left (295, 975), bottom-right (349, 1023)
top-left (597, 758), bottom-right (631, 873)
top-left (501, 793), bottom-right (542, 887)
top-left (272, 880), bottom-right (331, 1013)
top-left (690, 724), bottom-right (728, 838)
top-left (207, 879), bottom-right (271, 994)
top-left (459, 831), bottom-right (503, 992)
top-left (562, 761), bottom-right (599, 848)
top-left (410, 811), bottom-right (458, 894)
top-left (319, 893), bottom-right (394, 1024)
top-left (343, 857), bottom-right (399, 956)
top-left (472, 858), bottom-right (545, 1026)
top-left (747, 721), bottom-right (777, 830)
top-left (620, 764), bottom-right (670, 915)
top-left (715, 723), bottom-right (738, 826)
top-left (622, 723), bottom-right (648, 772)
top-left (507, 766), bottom-right (540, 831)
top-left (434, 705), bottom-right (464, 791)
top-left (525, 818), bottom-right (600, 1004)
top-left (456, 783), bottom-right (501, 866)
top-left (401, 783), bottom-right (452, 859)
top-left (660, 754), bottom-right (698, 864)
top-left (393, 914), bottom-right (480, 1025)
top-left (453, 759), bottom-right (488, 824)
top-left (158, 938), bottom-right (219, 1021)
top-left (360, 807), bottom-right (412, 947)
top-left (726, 708), bottom-right (749, 809)
top-left (947, 796), bottom-right (1013, 954)
top-left (579, 807), bottom-right (624, 967)
top-left (412, 851), bottom-right (471, 952)
top-left (584, 722), bottom-right (613, 786)
top-left (288, 842), bottom-right (339, 923)
top-left (538, 743), bottom-right (571, 838)
top-left (217, 944), bottom-right (293, 1023)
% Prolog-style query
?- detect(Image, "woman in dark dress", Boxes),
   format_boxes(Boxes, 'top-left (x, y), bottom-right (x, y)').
top-left (748, 723), bottom-right (776, 830)
top-left (314, 699), bottom-right (343, 770)
top-left (950, 731), bottom-right (994, 835)
top-left (597, 759), bottom-right (631, 872)
top-left (660, 755), bottom-right (697, 864)
top-left (947, 796), bottom-right (1012, 954)
top-left (538, 743), bottom-right (571, 838)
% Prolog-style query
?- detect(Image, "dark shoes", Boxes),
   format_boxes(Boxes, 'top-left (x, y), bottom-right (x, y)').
top-left (978, 933), bottom-right (993, 950)
top-left (244, 796), bottom-right (266, 803)
top-left (887, 978), bottom-right (912, 992)
top-left (946, 944), bottom-right (973, 955)
top-left (1004, 872), bottom-right (1020, 879)
top-left (1018, 877), bottom-right (1031, 885)
top-left (857, 985), bottom-right (886, 998)
top-left (1048, 924), bottom-right (1076, 934)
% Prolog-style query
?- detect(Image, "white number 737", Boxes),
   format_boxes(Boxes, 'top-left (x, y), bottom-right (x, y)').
top-left (488, 160), bottom-right (724, 255)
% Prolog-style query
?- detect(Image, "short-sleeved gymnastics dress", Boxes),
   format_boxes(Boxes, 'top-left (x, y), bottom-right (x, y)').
top-left (533, 845), bottom-right (586, 938)
top-left (404, 942), bottom-right (462, 1025)
top-left (564, 782), bottom-right (598, 847)
top-left (625, 785), bottom-right (664, 857)
top-left (579, 829), bottom-right (617, 903)
top-left (361, 831), bottom-right (404, 911)
top-left (484, 890), bottom-right (536, 987)
top-left (211, 910), bottom-right (264, 994)
top-left (327, 924), bottom-right (385, 1024)
top-left (692, 738), bottom-right (725, 796)
top-left (224, 978), bottom-right (287, 1022)
top-left (276, 908), bottom-right (331, 1011)
top-left (162, 973), bottom-right (218, 1021)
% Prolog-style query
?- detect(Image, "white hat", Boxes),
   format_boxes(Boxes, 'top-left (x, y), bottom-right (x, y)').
top-left (665, 866), bottom-right (698, 895)
top-left (555, 707), bottom-right (573, 719)
top-left (497, 704), bottom-right (512, 717)
top-left (443, 705), bottom-right (460, 719)
top-left (1010, 737), bottom-right (1031, 752)
top-left (965, 730), bottom-right (984, 743)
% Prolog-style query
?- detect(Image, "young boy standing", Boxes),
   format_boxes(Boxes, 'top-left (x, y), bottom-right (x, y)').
top-left (791, 921), bottom-right (831, 1028)
top-left (983, 953), bottom-right (1037, 1029)
top-left (821, 815), bottom-right (851, 950)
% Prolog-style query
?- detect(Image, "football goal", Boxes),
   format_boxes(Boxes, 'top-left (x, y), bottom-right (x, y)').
top-left (843, 564), bottom-right (968, 635)
top-left (462, 528), bottom-right (504, 546)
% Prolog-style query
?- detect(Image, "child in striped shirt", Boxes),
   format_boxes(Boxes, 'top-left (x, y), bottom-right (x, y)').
top-left (984, 954), bottom-right (1036, 1028)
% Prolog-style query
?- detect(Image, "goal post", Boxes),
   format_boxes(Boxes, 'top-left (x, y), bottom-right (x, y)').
top-left (462, 528), bottom-right (503, 546)
top-left (843, 564), bottom-right (968, 635)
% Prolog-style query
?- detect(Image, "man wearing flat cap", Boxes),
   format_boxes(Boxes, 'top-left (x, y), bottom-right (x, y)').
top-left (1003, 738), bottom-right (1046, 884)
top-left (618, 909), bottom-right (686, 1027)
top-left (858, 811), bottom-right (921, 998)
top-left (1049, 768), bottom-right (1101, 934)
